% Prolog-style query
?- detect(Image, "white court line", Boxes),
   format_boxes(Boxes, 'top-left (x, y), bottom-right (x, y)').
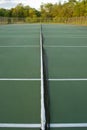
top-left (0, 123), bottom-right (40, 128)
top-left (0, 78), bottom-right (87, 81)
top-left (0, 123), bottom-right (87, 128)
top-left (0, 45), bottom-right (39, 48)
top-left (45, 36), bottom-right (87, 39)
top-left (49, 78), bottom-right (87, 81)
top-left (45, 45), bottom-right (87, 48)
top-left (0, 78), bottom-right (40, 81)
top-left (50, 123), bottom-right (87, 128)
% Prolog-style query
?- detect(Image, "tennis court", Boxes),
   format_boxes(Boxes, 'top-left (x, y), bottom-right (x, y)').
top-left (0, 24), bottom-right (87, 130)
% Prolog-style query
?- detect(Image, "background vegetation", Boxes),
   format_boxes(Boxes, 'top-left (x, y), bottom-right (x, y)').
top-left (0, 0), bottom-right (87, 24)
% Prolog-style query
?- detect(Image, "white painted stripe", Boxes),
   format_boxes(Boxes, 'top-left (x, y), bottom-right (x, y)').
top-left (50, 123), bottom-right (87, 128)
top-left (0, 45), bottom-right (39, 48)
top-left (40, 25), bottom-right (46, 130)
top-left (45, 36), bottom-right (87, 38)
top-left (0, 78), bottom-right (40, 81)
top-left (0, 78), bottom-right (87, 81)
top-left (0, 123), bottom-right (87, 128)
top-left (45, 45), bottom-right (87, 48)
top-left (0, 123), bottom-right (40, 128)
top-left (49, 78), bottom-right (87, 81)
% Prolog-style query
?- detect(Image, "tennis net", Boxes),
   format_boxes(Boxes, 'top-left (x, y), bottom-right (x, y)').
top-left (40, 24), bottom-right (50, 130)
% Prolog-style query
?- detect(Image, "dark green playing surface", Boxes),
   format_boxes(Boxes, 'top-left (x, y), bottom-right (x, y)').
top-left (0, 24), bottom-right (87, 129)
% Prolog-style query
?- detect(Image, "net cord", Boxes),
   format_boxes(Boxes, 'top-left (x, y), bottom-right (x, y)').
top-left (40, 25), bottom-right (46, 130)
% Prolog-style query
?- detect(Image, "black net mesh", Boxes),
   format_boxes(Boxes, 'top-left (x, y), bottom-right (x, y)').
top-left (41, 24), bottom-right (50, 130)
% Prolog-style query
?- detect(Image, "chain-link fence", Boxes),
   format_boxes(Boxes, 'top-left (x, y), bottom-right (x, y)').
top-left (0, 16), bottom-right (87, 25)
top-left (67, 17), bottom-right (87, 25)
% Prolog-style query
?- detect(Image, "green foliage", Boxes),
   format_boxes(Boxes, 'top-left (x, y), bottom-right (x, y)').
top-left (0, 0), bottom-right (87, 20)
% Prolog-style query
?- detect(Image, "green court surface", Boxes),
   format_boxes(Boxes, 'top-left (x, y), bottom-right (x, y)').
top-left (0, 24), bottom-right (87, 130)
top-left (0, 47), bottom-right (40, 78)
top-left (0, 24), bottom-right (40, 46)
top-left (45, 47), bottom-right (87, 78)
top-left (50, 81), bottom-right (87, 123)
top-left (0, 81), bottom-right (40, 123)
